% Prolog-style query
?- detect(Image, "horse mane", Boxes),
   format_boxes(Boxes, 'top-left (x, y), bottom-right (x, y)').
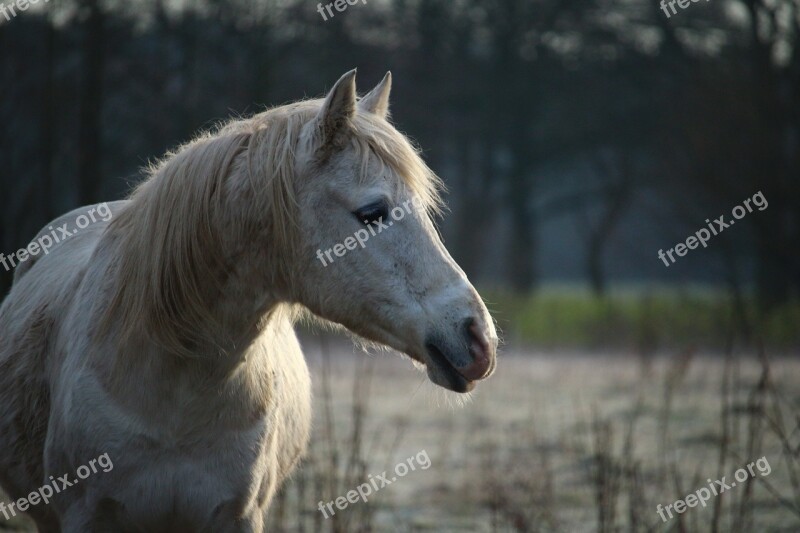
top-left (99, 98), bottom-right (443, 357)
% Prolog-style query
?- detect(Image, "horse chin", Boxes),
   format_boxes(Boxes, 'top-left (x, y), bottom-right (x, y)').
top-left (421, 345), bottom-right (476, 394)
top-left (427, 367), bottom-right (476, 393)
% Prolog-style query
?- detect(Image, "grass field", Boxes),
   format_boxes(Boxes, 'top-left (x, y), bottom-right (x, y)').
top-left (482, 287), bottom-right (800, 351)
top-left (2, 298), bottom-right (799, 531)
top-left (262, 338), bottom-right (800, 532)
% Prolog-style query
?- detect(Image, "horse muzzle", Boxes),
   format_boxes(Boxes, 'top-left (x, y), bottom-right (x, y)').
top-left (422, 317), bottom-right (497, 393)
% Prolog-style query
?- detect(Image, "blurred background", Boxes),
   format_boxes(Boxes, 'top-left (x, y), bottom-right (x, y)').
top-left (1, 0), bottom-right (799, 531)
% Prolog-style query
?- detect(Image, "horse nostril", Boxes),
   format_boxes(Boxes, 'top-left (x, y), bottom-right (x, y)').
top-left (463, 317), bottom-right (493, 377)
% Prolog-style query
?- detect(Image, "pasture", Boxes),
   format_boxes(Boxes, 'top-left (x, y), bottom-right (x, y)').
top-left (1, 291), bottom-right (798, 532)
top-left (270, 341), bottom-right (798, 531)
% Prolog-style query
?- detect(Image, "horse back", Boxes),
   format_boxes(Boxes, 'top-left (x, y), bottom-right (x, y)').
top-left (0, 202), bottom-right (124, 529)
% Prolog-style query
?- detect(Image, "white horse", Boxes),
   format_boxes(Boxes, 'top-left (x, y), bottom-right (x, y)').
top-left (0, 70), bottom-right (497, 532)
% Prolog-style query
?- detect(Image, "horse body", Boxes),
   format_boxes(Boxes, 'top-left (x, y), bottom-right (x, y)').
top-left (1, 201), bottom-right (311, 531)
top-left (0, 70), bottom-right (497, 531)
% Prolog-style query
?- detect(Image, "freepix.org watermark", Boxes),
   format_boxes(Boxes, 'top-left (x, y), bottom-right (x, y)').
top-left (656, 456), bottom-right (771, 523)
top-left (659, 0), bottom-right (710, 19)
top-left (1, 203), bottom-right (113, 272)
top-left (658, 191), bottom-right (767, 267)
top-left (316, 0), bottom-right (367, 22)
top-left (315, 198), bottom-right (422, 267)
top-left (0, 453), bottom-right (113, 521)
top-left (317, 449), bottom-right (431, 518)
top-left (0, 0), bottom-right (48, 25)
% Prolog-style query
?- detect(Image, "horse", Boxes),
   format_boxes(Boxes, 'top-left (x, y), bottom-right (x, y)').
top-left (0, 69), bottom-right (498, 532)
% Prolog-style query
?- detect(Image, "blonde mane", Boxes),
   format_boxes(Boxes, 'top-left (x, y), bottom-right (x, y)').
top-left (99, 98), bottom-right (443, 356)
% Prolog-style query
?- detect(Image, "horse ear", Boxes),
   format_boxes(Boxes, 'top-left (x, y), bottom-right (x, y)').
top-left (359, 71), bottom-right (392, 118)
top-left (315, 69), bottom-right (358, 146)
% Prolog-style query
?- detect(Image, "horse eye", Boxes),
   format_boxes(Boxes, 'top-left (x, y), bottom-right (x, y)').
top-left (353, 201), bottom-right (388, 225)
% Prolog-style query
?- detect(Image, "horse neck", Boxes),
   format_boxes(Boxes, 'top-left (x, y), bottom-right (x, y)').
top-left (102, 191), bottom-right (292, 367)
top-left (97, 228), bottom-right (289, 407)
